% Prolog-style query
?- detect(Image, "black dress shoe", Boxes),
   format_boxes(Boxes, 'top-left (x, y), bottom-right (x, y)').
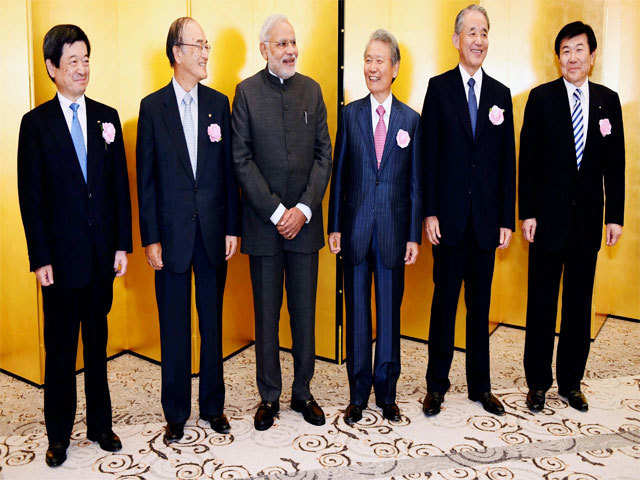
top-left (469, 392), bottom-right (505, 416)
top-left (254, 400), bottom-right (279, 431)
top-left (526, 389), bottom-right (546, 412)
top-left (376, 401), bottom-right (402, 421)
top-left (344, 403), bottom-right (364, 425)
top-left (163, 422), bottom-right (185, 443)
top-left (87, 430), bottom-right (122, 452)
top-left (291, 397), bottom-right (325, 426)
top-left (559, 389), bottom-right (588, 412)
top-left (45, 442), bottom-right (67, 467)
top-left (422, 392), bottom-right (444, 416)
top-left (202, 413), bottom-right (231, 434)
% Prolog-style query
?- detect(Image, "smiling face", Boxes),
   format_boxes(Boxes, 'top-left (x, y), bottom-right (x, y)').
top-left (260, 20), bottom-right (298, 79)
top-left (558, 33), bottom-right (595, 87)
top-left (453, 9), bottom-right (488, 75)
top-left (364, 39), bottom-right (398, 102)
top-left (45, 41), bottom-right (89, 100)
top-left (173, 19), bottom-right (209, 83)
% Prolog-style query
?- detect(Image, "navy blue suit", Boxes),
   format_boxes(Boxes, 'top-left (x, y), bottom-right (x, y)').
top-left (329, 95), bottom-right (422, 406)
top-left (137, 82), bottom-right (240, 424)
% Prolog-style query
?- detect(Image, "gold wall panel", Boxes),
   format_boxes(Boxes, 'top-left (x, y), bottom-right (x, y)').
top-left (0, 0), bottom-right (43, 384)
top-left (192, 0), bottom-right (339, 361)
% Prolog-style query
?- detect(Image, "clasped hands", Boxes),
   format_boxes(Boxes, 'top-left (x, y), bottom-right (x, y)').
top-left (277, 207), bottom-right (306, 240)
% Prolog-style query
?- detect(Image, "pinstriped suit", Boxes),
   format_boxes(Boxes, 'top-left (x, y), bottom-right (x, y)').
top-left (329, 94), bottom-right (422, 405)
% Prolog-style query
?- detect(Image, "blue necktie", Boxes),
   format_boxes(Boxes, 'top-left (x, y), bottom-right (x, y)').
top-left (572, 89), bottom-right (585, 170)
top-left (467, 77), bottom-right (478, 136)
top-left (69, 103), bottom-right (87, 182)
top-left (182, 93), bottom-right (197, 177)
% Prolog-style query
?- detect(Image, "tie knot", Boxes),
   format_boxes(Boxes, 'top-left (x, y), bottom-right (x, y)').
top-left (70, 103), bottom-right (79, 113)
top-left (376, 105), bottom-right (385, 117)
top-left (468, 77), bottom-right (475, 88)
top-left (573, 89), bottom-right (582, 101)
top-left (183, 92), bottom-right (193, 105)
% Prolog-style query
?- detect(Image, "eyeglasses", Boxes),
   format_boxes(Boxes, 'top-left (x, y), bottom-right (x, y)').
top-left (264, 39), bottom-right (297, 50)
top-left (176, 42), bottom-right (211, 54)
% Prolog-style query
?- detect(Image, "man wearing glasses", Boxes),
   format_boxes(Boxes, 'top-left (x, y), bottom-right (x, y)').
top-left (136, 17), bottom-right (240, 443)
top-left (232, 14), bottom-right (332, 431)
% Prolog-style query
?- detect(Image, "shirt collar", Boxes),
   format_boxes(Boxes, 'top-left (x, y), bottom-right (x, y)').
top-left (563, 77), bottom-right (589, 101)
top-left (172, 77), bottom-right (199, 106)
top-left (57, 91), bottom-right (86, 112)
top-left (458, 64), bottom-right (483, 88)
top-left (370, 92), bottom-right (393, 115)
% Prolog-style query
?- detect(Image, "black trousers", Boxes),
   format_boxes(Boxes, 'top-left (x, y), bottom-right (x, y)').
top-left (42, 273), bottom-right (114, 445)
top-left (249, 251), bottom-right (318, 402)
top-left (523, 243), bottom-right (598, 392)
top-left (426, 226), bottom-right (495, 396)
top-left (344, 228), bottom-right (404, 406)
top-left (155, 226), bottom-right (227, 424)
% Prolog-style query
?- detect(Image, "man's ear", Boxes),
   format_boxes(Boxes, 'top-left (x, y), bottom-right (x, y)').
top-left (259, 42), bottom-right (269, 61)
top-left (173, 45), bottom-right (182, 65)
top-left (45, 59), bottom-right (56, 79)
top-left (452, 33), bottom-right (460, 50)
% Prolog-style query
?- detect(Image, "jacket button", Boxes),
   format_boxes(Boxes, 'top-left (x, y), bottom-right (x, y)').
top-left (468, 189), bottom-right (472, 195)
top-left (376, 180), bottom-right (380, 186)
top-left (192, 214), bottom-right (198, 221)
top-left (88, 193), bottom-right (92, 199)
top-left (193, 187), bottom-right (198, 193)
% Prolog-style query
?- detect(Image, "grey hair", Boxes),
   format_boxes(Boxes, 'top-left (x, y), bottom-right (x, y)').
top-left (260, 14), bottom-right (289, 43)
top-left (454, 4), bottom-right (490, 34)
top-left (364, 29), bottom-right (401, 65)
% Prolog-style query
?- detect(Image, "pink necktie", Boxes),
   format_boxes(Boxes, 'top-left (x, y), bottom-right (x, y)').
top-left (374, 105), bottom-right (386, 169)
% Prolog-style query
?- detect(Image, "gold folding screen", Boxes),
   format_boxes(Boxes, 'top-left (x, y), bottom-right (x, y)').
top-left (0, 0), bottom-right (637, 385)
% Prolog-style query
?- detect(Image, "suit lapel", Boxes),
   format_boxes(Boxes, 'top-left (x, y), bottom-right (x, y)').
top-left (85, 97), bottom-right (103, 189)
top-left (446, 68), bottom-right (474, 141)
top-left (474, 70), bottom-right (492, 142)
top-left (44, 96), bottom-right (87, 186)
top-left (581, 82), bottom-right (601, 166)
top-left (161, 82), bottom-right (195, 183)
top-left (378, 96), bottom-right (401, 173)
top-left (553, 78), bottom-right (580, 171)
top-left (196, 83), bottom-right (208, 183)
top-left (356, 96), bottom-right (378, 171)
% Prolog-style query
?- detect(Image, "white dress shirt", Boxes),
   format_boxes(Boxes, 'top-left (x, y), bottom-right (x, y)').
top-left (563, 77), bottom-right (590, 147)
top-left (172, 77), bottom-right (199, 163)
top-left (57, 92), bottom-right (87, 149)
top-left (370, 92), bottom-right (392, 133)
top-left (267, 69), bottom-right (312, 225)
top-left (458, 64), bottom-right (483, 105)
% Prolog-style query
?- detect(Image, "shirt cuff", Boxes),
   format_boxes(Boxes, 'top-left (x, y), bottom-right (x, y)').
top-left (296, 203), bottom-right (312, 223)
top-left (270, 203), bottom-right (286, 225)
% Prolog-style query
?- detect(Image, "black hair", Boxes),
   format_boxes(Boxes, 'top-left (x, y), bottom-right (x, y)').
top-left (43, 24), bottom-right (90, 80)
top-left (166, 17), bottom-right (193, 66)
top-left (554, 21), bottom-right (597, 55)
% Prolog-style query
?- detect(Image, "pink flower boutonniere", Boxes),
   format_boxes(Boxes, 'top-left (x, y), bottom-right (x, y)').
top-left (99, 121), bottom-right (115, 149)
top-left (396, 129), bottom-right (410, 148)
top-left (599, 118), bottom-right (612, 137)
top-left (207, 123), bottom-right (222, 142)
top-left (488, 105), bottom-right (504, 125)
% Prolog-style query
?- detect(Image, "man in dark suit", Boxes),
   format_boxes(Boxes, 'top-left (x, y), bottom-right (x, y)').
top-left (328, 29), bottom-right (421, 425)
top-left (232, 14), bottom-right (332, 431)
top-left (17, 25), bottom-right (132, 467)
top-left (136, 17), bottom-right (240, 442)
top-left (421, 5), bottom-right (516, 417)
top-left (519, 21), bottom-right (625, 413)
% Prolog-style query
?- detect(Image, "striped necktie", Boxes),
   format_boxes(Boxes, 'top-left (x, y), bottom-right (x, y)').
top-left (572, 89), bottom-right (584, 170)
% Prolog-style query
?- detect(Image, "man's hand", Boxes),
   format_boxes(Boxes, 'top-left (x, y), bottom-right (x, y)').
top-left (521, 218), bottom-right (537, 243)
top-left (328, 232), bottom-right (341, 254)
top-left (498, 228), bottom-right (512, 250)
top-left (424, 216), bottom-right (441, 245)
top-left (405, 241), bottom-right (419, 265)
top-left (145, 242), bottom-right (164, 270)
top-left (225, 235), bottom-right (238, 260)
top-left (277, 207), bottom-right (306, 240)
top-left (606, 223), bottom-right (623, 247)
top-left (114, 250), bottom-right (128, 277)
top-left (35, 265), bottom-right (54, 286)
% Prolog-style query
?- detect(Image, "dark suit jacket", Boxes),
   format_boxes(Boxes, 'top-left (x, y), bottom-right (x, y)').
top-left (137, 82), bottom-right (240, 273)
top-left (519, 78), bottom-right (625, 252)
top-left (328, 95), bottom-right (422, 268)
top-left (421, 67), bottom-right (516, 249)
top-left (232, 68), bottom-right (332, 256)
top-left (17, 96), bottom-right (132, 288)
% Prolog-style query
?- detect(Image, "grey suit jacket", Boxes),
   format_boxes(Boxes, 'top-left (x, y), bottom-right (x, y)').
top-left (232, 67), bottom-right (332, 255)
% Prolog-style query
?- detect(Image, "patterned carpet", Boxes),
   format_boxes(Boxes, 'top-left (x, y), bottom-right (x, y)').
top-left (1, 318), bottom-right (639, 479)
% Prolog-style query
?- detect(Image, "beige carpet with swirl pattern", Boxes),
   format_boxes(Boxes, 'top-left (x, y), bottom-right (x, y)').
top-left (1, 318), bottom-right (639, 479)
